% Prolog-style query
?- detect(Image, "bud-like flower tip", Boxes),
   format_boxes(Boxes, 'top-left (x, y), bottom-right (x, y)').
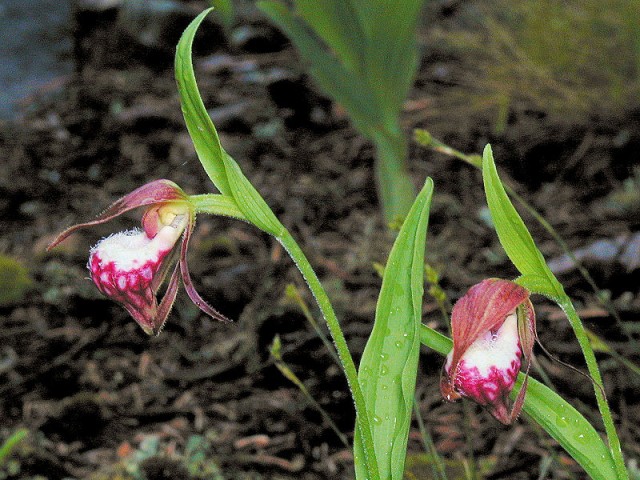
top-left (89, 227), bottom-right (181, 334)
top-left (444, 312), bottom-right (521, 422)
top-left (441, 278), bottom-right (536, 425)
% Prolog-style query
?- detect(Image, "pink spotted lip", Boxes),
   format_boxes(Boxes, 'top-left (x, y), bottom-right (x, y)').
top-left (446, 312), bottom-right (522, 405)
top-left (89, 229), bottom-right (175, 335)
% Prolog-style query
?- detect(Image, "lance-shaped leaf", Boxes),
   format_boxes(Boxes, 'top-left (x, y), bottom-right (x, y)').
top-left (354, 178), bottom-right (434, 479)
top-left (482, 145), bottom-right (562, 298)
top-left (175, 9), bottom-right (283, 237)
top-left (257, 1), bottom-right (379, 137)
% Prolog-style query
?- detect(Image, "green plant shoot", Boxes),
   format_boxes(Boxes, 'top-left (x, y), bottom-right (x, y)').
top-left (257, 0), bottom-right (425, 221)
top-left (354, 178), bottom-right (433, 479)
top-left (175, 9), bottom-right (380, 478)
top-left (481, 145), bottom-right (627, 479)
top-left (45, 8), bottom-right (632, 480)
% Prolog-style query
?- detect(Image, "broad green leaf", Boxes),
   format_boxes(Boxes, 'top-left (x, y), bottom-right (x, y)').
top-left (259, 0), bottom-right (424, 221)
top-left (482, 145), bottom-right (561, 296)
top-left (354, 178), bottom-right (434, 480)
top-left (295, 0), bottom-right (365, 75)
top-left (257, 1), bottom-right (379, 136)
top-left (176, 9), bottom-right (283, 237)
top-left (361, 0), bottom-right (423, 126)
top-left (418, 325), bottom-right (618, 480)
top-left (517, 377), bottom-right (616, 480)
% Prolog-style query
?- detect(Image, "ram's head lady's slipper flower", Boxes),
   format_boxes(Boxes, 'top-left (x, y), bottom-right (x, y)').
top-left (440, 278), bottom-right (535, 425)
top-left (47, 179), bottom-right (230, 335)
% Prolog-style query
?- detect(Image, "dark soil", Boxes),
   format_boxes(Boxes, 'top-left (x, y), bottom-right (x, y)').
top-left (1, 1), bottom-right (639, 479)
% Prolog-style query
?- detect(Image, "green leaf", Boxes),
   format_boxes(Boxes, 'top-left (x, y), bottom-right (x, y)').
top-left (517, 377), bottom-right (617, 480)
top-left (175, 8), bottom-right (230, 196)
top-left (358, 0), bottom-right (424, 126)
top-left (482, 145), bottom-right (561, 296)
top-left (175, 9), bottom-right (283, 237)
top-left (354, 178), bottom-right (434, 480)
top-left (257, 1), bottom-right (379, 136)
top-left (209, 0), bottom-right (234, 32)
top-left (295, 0), bottom-right (366, 75)
top-left (418, 324), bottom-right (618, 480)
top-left (258, 0), bottom-right (424, 221)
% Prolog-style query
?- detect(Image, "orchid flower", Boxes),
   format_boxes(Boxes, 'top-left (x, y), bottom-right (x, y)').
top-left (47, 179), bottom-right (230, 335)
top-left (440, 278), bottom-right (536, 425)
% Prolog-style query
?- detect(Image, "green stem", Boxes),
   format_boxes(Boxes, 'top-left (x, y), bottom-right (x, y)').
top-left (0, 429), bottom-right (28, 464)
top-left (413, 395), bottom-right (448, 480)
top-left (558, 297), bottom-right (628, 480)
top-left (190, 193), bottom-right (247, 220)
top-left (277, 231), bottom-right (380, 480)
top-left (193, 193), bottom-right (379, 478)
top-left (419, 325), bottom-right (452, 356)
top-left (372, 127), bottom-right (416, 223)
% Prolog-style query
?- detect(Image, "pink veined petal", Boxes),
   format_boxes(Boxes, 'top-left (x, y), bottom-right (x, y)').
top-left (503, 299), bottom-right (537, 424)
top-left (519, 299), bottom-right (537, 363)
top-left (151, 263), bottom-right (182, 336)
top-left (448, 279), bottom-right (529, 380)
top-left (151, 246), bottom-right (180, 294)
top-left (47, 179), bottom-right (188, 250)
top-left (179, 216), bottom-right (232, 323)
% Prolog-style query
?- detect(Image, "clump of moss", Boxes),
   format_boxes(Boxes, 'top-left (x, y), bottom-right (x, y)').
top-left (0, 255), bottom-right (32, 306)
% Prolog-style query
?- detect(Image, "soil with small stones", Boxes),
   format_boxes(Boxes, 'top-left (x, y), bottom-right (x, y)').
top-left (1, 2), bottom-right (639, 479)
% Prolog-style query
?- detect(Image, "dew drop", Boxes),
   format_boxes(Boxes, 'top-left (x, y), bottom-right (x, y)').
top-left (555, 415), bottom-right (569, 428)
top-left (372, 415), bottom-right (382, 424)
top-left (380, 353), bottom-right (389, 361)
top-left (381, 384), bottom-right (388, 391)
top-left (395, 341), bottom-right (403, 348)
top-left (380, 365), bottom-right (389, 376)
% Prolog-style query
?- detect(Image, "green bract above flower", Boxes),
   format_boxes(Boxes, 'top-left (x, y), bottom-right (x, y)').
top-left (47, 179), bottom-right (231, 335)
top-left (440, 278), bottom-right (536, 425)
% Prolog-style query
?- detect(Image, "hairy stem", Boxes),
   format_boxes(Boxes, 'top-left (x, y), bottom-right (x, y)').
top-left (278, 231), bottom-right (380, 480)
top-left (558, 297), bottom-right (628, 479)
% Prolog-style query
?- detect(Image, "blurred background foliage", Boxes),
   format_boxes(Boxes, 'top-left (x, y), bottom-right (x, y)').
top-left (427, 0), bottom-right (640, 128)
